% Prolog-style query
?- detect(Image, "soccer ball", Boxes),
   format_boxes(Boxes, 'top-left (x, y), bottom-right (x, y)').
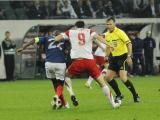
top-left (51, 95), bottom-right (62, 109)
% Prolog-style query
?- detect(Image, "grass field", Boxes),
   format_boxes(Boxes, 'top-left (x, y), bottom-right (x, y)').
top-left (0, 76), bottom-right (160, 120)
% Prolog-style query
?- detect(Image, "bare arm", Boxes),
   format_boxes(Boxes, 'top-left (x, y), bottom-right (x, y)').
top-left (106, 46), bottom-right (111, 57)
top-left (17, 38), bottom-right (35, 53)
top-left (93, 39), bottom-right (105, 52)
top-left (93, 34), bottom-right (111, 47)
top-left (54, 34), bottom-right (64, 42)
top-left (127, 42), bottom-right (132, 57)
top-left (126, 42), bottom-right (133, 67)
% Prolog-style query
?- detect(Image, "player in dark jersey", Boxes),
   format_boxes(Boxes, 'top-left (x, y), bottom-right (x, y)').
top-left (17, 30), bottom-right (78, 109)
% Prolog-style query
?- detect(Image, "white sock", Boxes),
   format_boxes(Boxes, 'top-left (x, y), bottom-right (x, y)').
top-left (87, 76), bottom-right (94, 86)
top-left (65, 77), bottom-right (75, 96)
top-left (101, 85), bottom-right (116, 107)
top-left (101, 68), bottom-right (108, 77)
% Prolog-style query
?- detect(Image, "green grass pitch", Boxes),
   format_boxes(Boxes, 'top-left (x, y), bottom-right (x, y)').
top-left (0, 76), bottom-right (160, 120)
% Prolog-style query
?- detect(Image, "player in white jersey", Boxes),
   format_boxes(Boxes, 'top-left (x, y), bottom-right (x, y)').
top-left (54, 20), bottom-right (121, 108)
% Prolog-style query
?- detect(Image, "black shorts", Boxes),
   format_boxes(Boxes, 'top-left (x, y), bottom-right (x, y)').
top-left (108, 53), bottom-right (128, 72)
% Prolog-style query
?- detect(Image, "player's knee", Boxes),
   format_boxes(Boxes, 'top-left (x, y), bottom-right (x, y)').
top-left (120, 76), bottom-right (127, 83)
top-left (96, 75), bottom-right (106, 87)
top-left (105, 74), bottom-right (113, 82)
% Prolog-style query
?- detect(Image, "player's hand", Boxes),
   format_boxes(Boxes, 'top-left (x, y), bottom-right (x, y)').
top-left (16, 48), bottom-right (23, 55)
top-left (127, 56), bottom-right (133, 68)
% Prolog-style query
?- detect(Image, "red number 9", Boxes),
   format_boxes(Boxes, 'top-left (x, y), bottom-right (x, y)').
top-left (78, 33), bottom-right (85, 45)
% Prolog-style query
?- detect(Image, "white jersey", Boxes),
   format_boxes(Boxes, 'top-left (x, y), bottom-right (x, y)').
top-left (62, 28), bottom-right (96, 59)
top-left (94, 43), bottom-right (106, 57)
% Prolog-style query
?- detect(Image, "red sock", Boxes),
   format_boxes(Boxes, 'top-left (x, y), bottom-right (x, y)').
top-left (56, 84), bottom-right (63, 97)
top-left (59, 95), bottom-right (66, 106)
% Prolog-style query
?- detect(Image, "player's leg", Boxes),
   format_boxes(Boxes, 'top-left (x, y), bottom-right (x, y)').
top-left (105, 59), bottom-right (124, 102)
top-left (88, 59), bottom-right (121, 108)
top-left (65, 76), bottom-right (78, 106)
top-left (95, 75), bottom-right (121, 108)
top-left (51, 79), bottom-right (66, 109)
top-left (105, 69), bottom-right (123, 102)
top-left (119, 70), bottom-right (140, 102)
top-left (46, 62), bottom-right (69, 109)
top-left (65, 76), bottom-right (75, 96)
top-left (85, 61), bottom-right (108, 89)
top-left (85, 67), bottom-right (108, 89)
top-left (66, 60), bottom-right (82, 106)
top-left (85, 76), bottom-right (93, 89)
top-left (45, 62), bottom-right (62, 109)
top-left (55, 63), bottom-right (70, 108)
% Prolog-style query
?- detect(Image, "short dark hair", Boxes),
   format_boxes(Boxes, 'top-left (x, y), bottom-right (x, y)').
top-left (53, 30), bottom-right (61, 36)
top-left (75, 20), bottom-right (85, 28)
top-left (5, 31), bottom-right (10, 34)
top-left (106, 16), bottom-right (115, 22)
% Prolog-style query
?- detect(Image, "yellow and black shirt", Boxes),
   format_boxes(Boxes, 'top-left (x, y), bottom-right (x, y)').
top-left (105, 27), bottom-right (130, 56)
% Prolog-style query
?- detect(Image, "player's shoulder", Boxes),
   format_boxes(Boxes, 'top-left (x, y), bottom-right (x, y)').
top-left (116, 27), bottom-right (126, 34)
top-left (70, 28), bottom-right (92, 33)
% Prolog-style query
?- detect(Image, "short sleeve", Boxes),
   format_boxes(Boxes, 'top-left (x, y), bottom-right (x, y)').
top-left (119, 30), bottom-right (130, 44)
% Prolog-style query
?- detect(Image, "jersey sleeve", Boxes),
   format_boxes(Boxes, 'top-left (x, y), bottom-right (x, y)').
top-left (119, 30), bottom-right (131, 44)
top-left (61, 31), bottom-right (69, 39)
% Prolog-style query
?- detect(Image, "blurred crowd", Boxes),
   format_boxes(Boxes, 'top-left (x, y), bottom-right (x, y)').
top-left (0, 0), bottom-right (160, 20)
top-left (129, 31), bottom-right (156, 76)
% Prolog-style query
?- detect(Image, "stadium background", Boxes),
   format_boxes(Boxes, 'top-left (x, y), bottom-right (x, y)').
top-left (0, 20), bottom-right (160, 79)
top-left (0, 1), bottom-right (160, 120)
top-left (0, 0), bottom-right (160, 79)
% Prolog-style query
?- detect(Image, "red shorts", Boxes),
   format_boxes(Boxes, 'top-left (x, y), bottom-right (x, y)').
top-left (67, 59), bottom-right (101, 79)
top-left (94, 56), bottom-right (106, 66)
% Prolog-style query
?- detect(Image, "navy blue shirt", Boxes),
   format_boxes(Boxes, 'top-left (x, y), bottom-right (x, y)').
top-left (132, 37), bottom-right (144, 54)
top-left (35, 36), bottom-right (66, 63)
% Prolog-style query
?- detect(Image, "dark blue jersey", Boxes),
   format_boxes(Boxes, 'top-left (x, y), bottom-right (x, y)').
top-left (35, 36), bottom-right (66, 63)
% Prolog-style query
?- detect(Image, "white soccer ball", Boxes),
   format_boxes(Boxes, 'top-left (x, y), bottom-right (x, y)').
top-left (117, 99), bottom-right (122, 105)
top-left (51, 96), bottom-right (62, 109)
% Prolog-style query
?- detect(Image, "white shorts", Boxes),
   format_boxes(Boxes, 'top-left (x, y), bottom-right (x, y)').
top-left (45, 62), bottom-right (66, 80)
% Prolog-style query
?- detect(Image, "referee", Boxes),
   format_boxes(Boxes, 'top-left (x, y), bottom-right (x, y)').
top-left (104, 17), bottom-right (140, 102)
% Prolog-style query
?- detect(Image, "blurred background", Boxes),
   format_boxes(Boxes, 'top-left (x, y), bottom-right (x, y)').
top-left (0, 0), bottom-right (160, 80)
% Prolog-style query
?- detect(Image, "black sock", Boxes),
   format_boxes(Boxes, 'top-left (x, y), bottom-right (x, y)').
top-left (108, 79), bottom-right (121, 96)
top-left (124, 80), bottom-right (137, 97)
top-left (51, 79), bottom-right (64, 88)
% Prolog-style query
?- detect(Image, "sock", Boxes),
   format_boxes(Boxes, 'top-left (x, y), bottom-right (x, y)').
top-left (101, 85), bottom-right (116, 107)
top-left (108, 79), bottom-right (121, 96)
top-left (51, 78), bottom-right (57, 88)
top-left (59, 94), bottom-right (66, 106)
top-left (87, 76), bottom-right (93, 86)
top-left (56, 84), bottom-right (63, 97)
top-left (51, 78), bottom-right (58, 93)
top-left (101, 68), bottom-right (107, 77)
top-left (124, 80), bottom-right (137, 97)
top-left (65, 77), bottom-right (75, 96)
top-left (53, 79), bottom-right (64, 97)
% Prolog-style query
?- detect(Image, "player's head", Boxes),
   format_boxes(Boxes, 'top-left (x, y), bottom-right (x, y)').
top-left (146, 31), bottom-right (151, 37)
top-left (5, 31), bottom-right (11, 39)
top-left (106, 16), bottom-right (116, 32)
top-left (53, 30), bottom-right (61, 36)
top-left (75, 20), bottom-right (85, 28)
top-left (48, 29), bottom-right (53, 36)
